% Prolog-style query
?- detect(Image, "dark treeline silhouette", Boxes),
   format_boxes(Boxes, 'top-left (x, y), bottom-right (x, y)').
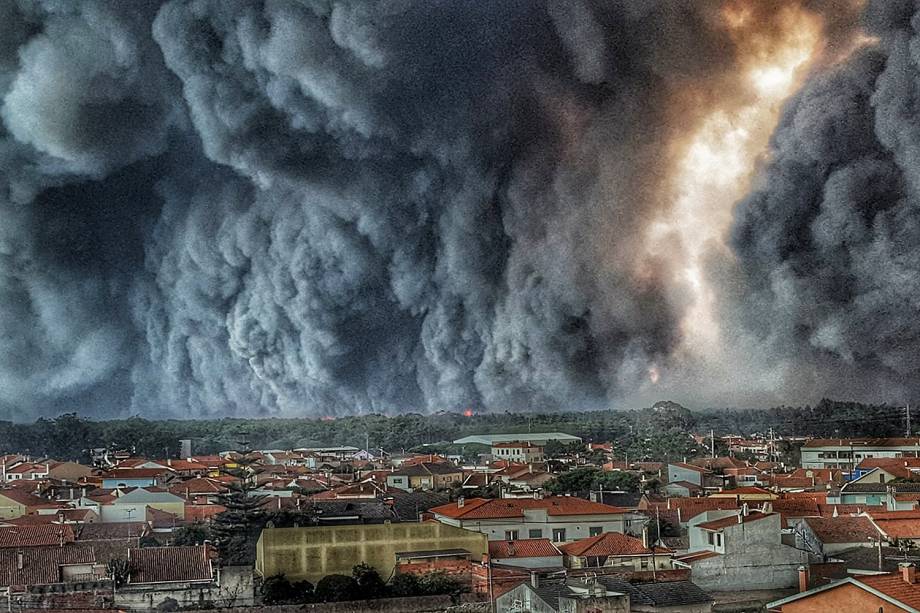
top-left (0, 399), bottom-right (909, 462)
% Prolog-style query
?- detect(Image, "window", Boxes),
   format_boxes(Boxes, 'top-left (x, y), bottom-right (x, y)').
top-left (552, 528), bottom-right (566, 542)
top-left (505, 530), bottom-right (518, 541)
top-left (715, 533), bottom-right (723, 548)
top-left (640, 559), bottom-right (649, 569)
top-left (589, 527), bottom-right (603, 537)
top-left (529, 529), bottom-right (542, 538)
top-left (707, 532), bottom-right (714, 545)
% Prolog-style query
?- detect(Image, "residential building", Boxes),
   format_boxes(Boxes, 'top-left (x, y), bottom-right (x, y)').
top-left (46, 461), bottom-right (93, 482)
top-left (386, 462), bottom-right (463, 491)
top-left (768, 563), bottom-right (920, 612)
top-left (101, 468), bottom-right (173, 489)
top-left (561, 532), bottom-right (672, 571)
top-left (490, 442), bottom-right (545, 463)
top-left (801, 438), bottom-right (920, 470)
top-left (97, 488), bottom-right (185, 523)
top-left (115, 545), bottom-right (230, 610)
top-left (429, 496), bottom-right (635, 542)
top-left (666, 463), bottom-right (712, 488)
top-left (0, 489), bottom-right (58, 519)
top-left (495, 578), bottom-right (630, 613)
top-left (488, 538), bottom-right (563, 568)
top-left (677, 511), bottom-right (813, 591)
top-left (795, 516), bottom-right (882, 556)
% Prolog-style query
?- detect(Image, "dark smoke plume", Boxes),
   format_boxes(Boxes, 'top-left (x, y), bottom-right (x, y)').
top-left (723, 0), bottom-right (920, 403)
top-left (0, 0), bottom-right (863, 417)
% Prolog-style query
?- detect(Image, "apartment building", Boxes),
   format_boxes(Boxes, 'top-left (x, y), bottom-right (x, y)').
top-left (491, 442), bottom-right (545, 463)
top-left (800, 438), bottom-right (920, 470)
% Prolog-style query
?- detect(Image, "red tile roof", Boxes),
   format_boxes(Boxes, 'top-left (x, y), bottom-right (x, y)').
top-left (718, 486), bottom-right (774, 495)
top-left (0, 490), bottom-right (53, 507)
top-left (696, 511), bottom-right (774, 531)
top-left (488, 539), bottom-right (561, 558)
top-left (818, 503), bottom-right (885, 517)
top-left (0, 525), bottom-right (74, 548)
top-left (560, 532), bottom-right (670, 557)
top-left (802, 516), bottom-right (880, 543)
top-left (168, 478), bottom-right (227, 497)
top-left (429, 497), bottom-right (629, 520)
top-left (859, 573), bottom-right (920, 609)
top-left (103, 468), bottom-right (171, 479)
top-left (129, 545), bottom-right (213, 584)
top-left (0, 545), bottom-right (97, 587)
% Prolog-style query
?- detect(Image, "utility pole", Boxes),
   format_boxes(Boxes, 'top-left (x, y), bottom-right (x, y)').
top-left (908, 403), bottom-right (912, 438)
top-left (710, 430), bottom-right (715, 459)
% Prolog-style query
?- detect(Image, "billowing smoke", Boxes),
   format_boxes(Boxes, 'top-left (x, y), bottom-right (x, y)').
top-left (718, 0), bottom-right (920, 404)
top-left (0, 0), bottom-right (868, 418)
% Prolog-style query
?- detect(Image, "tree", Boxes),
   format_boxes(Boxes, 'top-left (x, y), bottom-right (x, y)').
top-left (172, 524), bottom-right (211, 546)
top-left (107, 558), bottom-right (130, 588)
top-left (262, 574), bottom-right (314, 604)
top-left (594, 470), bottom-right (640, 493)
top-left (211, 450), bottom-right (267, 565)
top-left (352, 563), bottom-right (385, 599)
top-left (155, 597), bottom-right (179, 612)
top-left (314, 574), bottom-right (360, 603)
top-left (389, 573), bottom-right (420, 597)
top-left (418, 571), bottom-right (465, 597)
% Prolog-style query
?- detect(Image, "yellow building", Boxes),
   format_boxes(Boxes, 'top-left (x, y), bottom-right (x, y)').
top-left (709, 487), bottom-right (778, 503)
top-left (256, 522), bottom-right (487, 583)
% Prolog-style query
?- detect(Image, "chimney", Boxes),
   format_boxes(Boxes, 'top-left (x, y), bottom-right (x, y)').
top-left (457, 497), bottom-right (465, 508)
top-left (798, 565), bottom-right (808, 592)
top-left (742, 502), bottom-right (749, 516)
top-left (530, 571), bottom-right (539, 588)
top-left (641, 526), bottom-right (649, 548)
top-left (16, 551), bottom-right (23, 571)
top-left (901, 562), bottom-right (917, 584)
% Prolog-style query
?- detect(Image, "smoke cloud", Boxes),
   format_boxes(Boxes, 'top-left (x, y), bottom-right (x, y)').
top-left (0, 0), bottom-right (879, 418)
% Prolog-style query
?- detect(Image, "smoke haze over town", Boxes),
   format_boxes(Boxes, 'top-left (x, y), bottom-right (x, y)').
top-left (2, 0), bottom-right (919, 419)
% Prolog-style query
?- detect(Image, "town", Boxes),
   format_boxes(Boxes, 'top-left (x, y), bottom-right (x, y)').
top-left (0, 409), bottom-right (919, 612)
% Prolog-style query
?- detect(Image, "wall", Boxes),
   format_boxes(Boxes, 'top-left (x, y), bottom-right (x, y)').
top-left (114, 566), bottom-right (255, 610)
top-left (490, 555), bottom-right (562, 569)
top-left (689, 514), bottom-right (809, 592)
top-left (667, 465), bottom-right (702, 486)
top-left (776, 582), bottom-right (910, 613)
top-left (256, 522), bottom-right (488, 583)
top-left (219, 594), bottom-right (485, 613)
top-left (687, 511), bottom-right (738, 553)
top-left (449, 513), bottom-right (629, 542)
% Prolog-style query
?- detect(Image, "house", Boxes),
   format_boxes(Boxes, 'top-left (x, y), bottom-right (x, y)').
top-left (453, 433), bottom-right (582, 446)
top-left (99, 488), bottom-right (186, 523)
top-left (663, 481), bottom-right (702, 498)
top-left (168, 478), bottom-right (227, 503)
top-left (386, 462), bottom-right (463, 492)
top-left (561, 532), bottom-right (672, 571)
top-left (795, 516), bottom-right (882, 555)
top-left (0, 545), bottom-right (103, 592)
top-left (429, 497), bottom-right (635, 542)
top-left (488, 538), bottom-right (563, 568)
top-left (46, 461), bottom-right (93, 482)
top-left (866, 510), bottom-right (920, 545)
top-left (666, 463), bottom-right (710, 488)
top-left (709, 486), bottom-right (778, 503)
top-left (115, 545), bottom-right (221, 610)
top-left (491, 442), bottom-right (545, 463)
top-left (677, 511), bottom-right (813, 591)
top-left (495, 578), bottom-right (630, 613)
top-left (3, 463), bottom-right (49, 482)
top-left (0, 489), bottom-right (58, 519)
top-left (768, 563), bottom-right (920, 612)
top-left (101, 468), bottom-right (173, 489)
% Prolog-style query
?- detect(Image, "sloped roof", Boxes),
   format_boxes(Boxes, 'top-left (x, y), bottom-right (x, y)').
top-left (669, 462), bottom-right (710, 474)
top-left (696, 511), bottom-right (774, 531)
top-left (430, 497), bottom-right (629, 519)
top-left (0, 525), bottom-right (74, 548)
top-left (0, 489), bottom-right (53, 507)
top-left (597, 578), bottom-right (713, 606)
top-left (76, 522), bottom-right (148, 540)
top-left (115, 488), bottom-right (184, 504)
top-left (803, 516), bottom-right (880, 544)
top-left (489, 539), bottom-right (561, 558)
top-left (0, 545), bottom-right (96, 587)
top-left (129, 545), bottom-right (212, 584)
top-left (560, 532), bottom-right (669, 557)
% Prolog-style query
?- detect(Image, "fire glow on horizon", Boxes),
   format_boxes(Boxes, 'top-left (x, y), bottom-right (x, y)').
top-left (643, 4), bottom-right (824, 383)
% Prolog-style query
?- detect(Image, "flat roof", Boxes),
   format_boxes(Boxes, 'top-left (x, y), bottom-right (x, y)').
top-left (453, 433), bottom-right (582, 445)
top-left (395, 549), bottom-right (471, 559)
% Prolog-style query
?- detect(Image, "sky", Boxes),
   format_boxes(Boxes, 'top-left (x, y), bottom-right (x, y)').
top-left (1, 0), bottom-right (918, 419)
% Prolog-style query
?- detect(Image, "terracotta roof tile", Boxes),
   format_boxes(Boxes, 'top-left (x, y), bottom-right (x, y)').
top-left (803, 516), bottom-right (880, 543)
top-left (859, 573), bottom-right (920, 608)
top-left (0, 525), bottom-right (74, 548)
top-left (489, 539), bottom-right (561, 558)
top-left (129, 545), bottom-right (212, 584)
top-left (560, 532), bottom-right (670, 557)
top-left (696, 511), bottom-right (774, 531)
top-left (430, 497), bottom-right (629, 520)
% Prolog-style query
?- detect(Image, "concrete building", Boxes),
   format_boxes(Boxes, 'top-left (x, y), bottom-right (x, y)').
top-left (491, 442), bottom-right (545, 463)
top-left (677, 511), bottom-right (813, 591)
top-left (97, 488), bottom-right (185, 523)
top-left (795, 516), bottom-right (882, 556)
top-left (429, 497), bottom-right (636, 543)
top-left (666, 463), bottom-right (710, 488)
top-left (801, 438), bottom-right (920, 470)
top-left (255, 521), bottom-right (487, 583)
top-left (453, 433), bottom-right (581, 446)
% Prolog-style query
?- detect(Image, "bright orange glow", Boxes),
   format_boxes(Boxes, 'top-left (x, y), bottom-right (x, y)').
top-left (463, 408), bottom-right (474, 417)
top-left (644, 5), bottom-right (823, 356)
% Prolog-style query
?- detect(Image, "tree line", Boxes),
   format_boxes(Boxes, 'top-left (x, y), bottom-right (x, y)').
top-left (0, 398), bottom-right (907, 461)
